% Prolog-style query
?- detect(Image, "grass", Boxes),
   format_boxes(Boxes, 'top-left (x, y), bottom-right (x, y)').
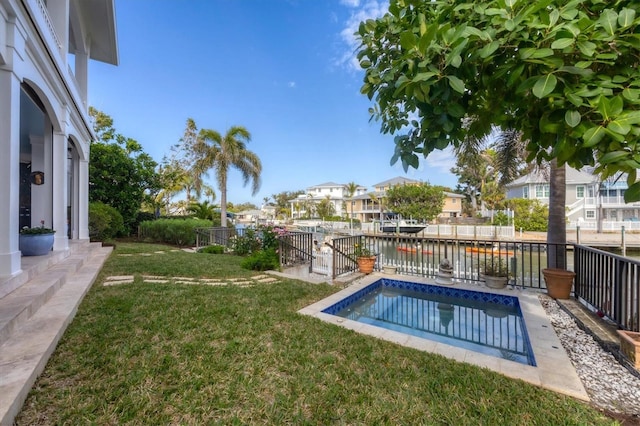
top-left (16, 242), bottom-right (618, 425)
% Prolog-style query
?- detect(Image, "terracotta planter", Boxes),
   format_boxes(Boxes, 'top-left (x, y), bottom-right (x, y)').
top-left (484, 275), bottom-right (508, 289)
top-left (618, 330), bottom-right (640, 369)
top-left (542, 268), bottom-right (575, 299)
top-left (19, 233), bottom-right (55, 256)
top-left (357, 256), bottom-right (376, 274)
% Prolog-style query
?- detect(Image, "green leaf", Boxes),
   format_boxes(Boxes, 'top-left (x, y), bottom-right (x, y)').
top-left (359, 59), bottom-right (371, 69)
top-left (623, 88), bottom-right (640, 101)
top-left (598, 9), bottom-right (618, 36)
top-left (600, 151), bottom-right (629, 164)
top-left (447, 75), bottom-right (466, 94)
top-left (607, 119), bottom-right (631, 135)
top-left (624, 182), bottom-right (640, 203)
top-left (597, 97), bottom-right (613, 120)
top-left (532, 74), bottom-right (557, 98)
top-left (505, 0), bottom-right (517, 9)
top-left (505, 19), bottom-right (515, 31)
top-left (413, 72), bottom-right (437, 82)
top-left (618, 8), bottom-right (636, 28)
top-left (566, 93), bottom-right (582, 107)
top-left (565, 110), bottom-right (581, 127)
top-left (609, 96), bottom-right (624, 116)
top-left (577, 40), bottom-right (596, 57)
top-left (450, 54), bottom-right (462, 68)
top-left (582, 126), bottom-right (605, 147)
top-left (479, 40), bottom-right (500, 58)
top-left (400, 31), bottom-right (417, 50)
top-left (551, 38), bottom-right (574, 49)
top-left (529, 48), bottom-right (554, 58)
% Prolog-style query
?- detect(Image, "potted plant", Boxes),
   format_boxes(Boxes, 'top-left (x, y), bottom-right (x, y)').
top-left (542, 268), bottom-right (576, 299)
top-left (353, 242), bottom-right (376, 274)
top-left (482, 256), bottom-right (509, 289)
top-left (19, 220), bottom-right (56, 256)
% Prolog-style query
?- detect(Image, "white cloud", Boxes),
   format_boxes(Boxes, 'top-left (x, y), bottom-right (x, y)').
top-left (288, 81), bottom-right (296, 88)
top-left (340, 0), bottom-right (361, 7)
top-left (336, 0), bottom-right (388, 72)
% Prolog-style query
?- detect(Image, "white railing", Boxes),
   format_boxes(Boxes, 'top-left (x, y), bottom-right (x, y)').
top-left (35, 0), bottom-right (62, 50)
top-left (312, 251), bottom-right (332, 275)
top-left (568, 220), bottom-right (640, 231)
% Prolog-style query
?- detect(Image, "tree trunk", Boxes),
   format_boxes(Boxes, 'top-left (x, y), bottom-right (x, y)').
top-left (546, 159), bottom-right (566, 270)
top-left (220, 175), bottom-right (228, 228)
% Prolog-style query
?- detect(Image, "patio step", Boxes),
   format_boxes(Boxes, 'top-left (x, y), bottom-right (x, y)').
top-left (0, 242), bottom-right (112, 425)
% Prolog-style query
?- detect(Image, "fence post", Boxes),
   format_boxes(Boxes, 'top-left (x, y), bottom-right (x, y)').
top-left (576, 226), bottom-right (580, 245)
top-left (621, 225), bottom-right (626, 257)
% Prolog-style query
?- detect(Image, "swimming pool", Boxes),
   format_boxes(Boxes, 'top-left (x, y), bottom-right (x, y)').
top-left (299, 274), bottom-right (589, 399)
top-left (321, 279), bottom-right (536, 366)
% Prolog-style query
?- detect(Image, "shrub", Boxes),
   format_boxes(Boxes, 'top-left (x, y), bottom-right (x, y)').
top-left (240, 249), bottom-right (280, 271)
top-left (138, 218), bottom-right (213, 246)
top-left (198, 245), bottom-right (225, 254)
top-left (231, 228), bottom-right (262, 255)
top-left (89, 202), bottom-right (125, 241)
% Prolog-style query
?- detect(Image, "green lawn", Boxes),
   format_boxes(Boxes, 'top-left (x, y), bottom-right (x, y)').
top-left (17, 242), bottom-right (617, 425)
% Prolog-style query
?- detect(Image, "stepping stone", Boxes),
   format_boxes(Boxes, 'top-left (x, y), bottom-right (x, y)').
top-left (175, 280), bottom-right (198, 285)
top-left (142, 275), bottom-right (165, 279)
top-left (140, 253), bottom-right (152, 256)
top-left (154, 251), bottom-right (166, 254)
top-left (144, 279), bottom-right (169, 283)
top-left (174, 277), bottom-right (196, 281)
top-left (252, 275), bottom-right (269, 280)
top-left (106, 275), bottom-right (134, 281)
top-left (255, 277), bottom-right (279, 283)
top-left (201, 279), bottom-right (222, 283)
top-left (232, 281), bottom-right (253, 286)
top-left (118, 254), bottom-right (133, 257)
top-left (202, 282), bottom-right (226, 287)
top-left (103, 279), bottom-right (133, 286)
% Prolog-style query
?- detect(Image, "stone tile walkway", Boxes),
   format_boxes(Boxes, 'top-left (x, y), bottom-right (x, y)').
top-left (103, 274), bottom-right (281, 288)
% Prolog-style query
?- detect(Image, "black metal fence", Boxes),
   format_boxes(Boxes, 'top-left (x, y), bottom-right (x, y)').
top-left (194, 227), bottom-right (238, 249)
top-left (574, 245), bottom-right (640, 331)
top-left (278, 231), bottom-right (313, 268)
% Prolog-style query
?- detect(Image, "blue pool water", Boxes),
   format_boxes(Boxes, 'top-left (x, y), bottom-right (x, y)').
top-left (322, 279), bottom-right (536, 366)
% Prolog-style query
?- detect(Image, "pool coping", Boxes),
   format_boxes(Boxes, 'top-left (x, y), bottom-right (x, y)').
top-left (298, 273), bottom-right (589, 402)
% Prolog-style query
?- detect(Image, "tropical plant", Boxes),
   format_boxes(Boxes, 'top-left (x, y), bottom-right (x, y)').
top-left (385, 183), bottom-right (445, 221)
top-left (19, 220), bottom-right (55, 235)
top-left (353, 242), bottom-right (374, 258)
top-left (483, 256), bottom-right (509, 277)
top-left (191, 124), bottom-right (262, 227)
top-left (357, 0), bottom-right (640, 269)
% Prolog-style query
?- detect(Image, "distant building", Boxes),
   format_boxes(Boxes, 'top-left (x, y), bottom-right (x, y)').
top-left (505, 167), bottom-right (640, 225)
top-left (291, 177), bottom-right (463, 223)
top-left (1, 0), bottom-right (118, 277)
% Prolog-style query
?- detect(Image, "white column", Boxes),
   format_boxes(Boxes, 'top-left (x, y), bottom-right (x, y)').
top-left (77, 158), bottom-right (90, 240)
top-left (0, 69), bottom-right (23, 277)
top-left (52, 131), bottom-right (69, 251)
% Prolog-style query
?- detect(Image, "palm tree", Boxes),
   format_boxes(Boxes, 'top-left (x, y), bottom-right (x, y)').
top-left (345, 182), bottom-right (359, 233)
top-left (192, 126), bottom-right (262, 227)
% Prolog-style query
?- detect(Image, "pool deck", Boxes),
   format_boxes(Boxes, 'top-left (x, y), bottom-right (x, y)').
top-left (298, 273), bottom-right (590, 402)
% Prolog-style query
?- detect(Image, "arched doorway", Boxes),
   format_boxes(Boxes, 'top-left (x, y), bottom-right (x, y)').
top-left (19, 84), bottom-right (53, 231)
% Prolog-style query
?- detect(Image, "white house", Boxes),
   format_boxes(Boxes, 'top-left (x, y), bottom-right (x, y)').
top-left (505, 167), bottom-right (640, 226)
top-left (0, 0), bottom-right (118, 277)
top-left (289, 182), bottom-right (368, 219)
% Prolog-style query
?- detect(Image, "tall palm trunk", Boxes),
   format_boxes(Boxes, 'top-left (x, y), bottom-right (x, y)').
top-left (546, 159), bottom-right (566, 269)
top-left (220, 174), bottom-right (228, 227)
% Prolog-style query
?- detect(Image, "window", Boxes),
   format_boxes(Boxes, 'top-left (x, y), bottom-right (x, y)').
top-left (452, 198), bottom-right (456, 203)
top-left (586, 210), bottom-right (595, 219)
top-left (535, 184), bottom-right (549, 198)
top-left (588, 187), bottom-right (595, 198)
top-left (576, 186), bottom-right (585, 198)
top-left (523, 187), bottom-right (529, 199)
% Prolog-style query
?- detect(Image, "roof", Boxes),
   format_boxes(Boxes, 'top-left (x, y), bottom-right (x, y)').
top-left (72, 0), bottom-right (119, 65)
top-left (308, 182), bottom-right (344, 188)
top-left (505, 167), bottom-right (597, 187)
top-left (373, 176), bottom-right (421, 187)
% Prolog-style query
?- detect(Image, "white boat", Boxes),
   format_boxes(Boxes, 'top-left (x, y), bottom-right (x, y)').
top-left (380, 219), bottom-right (425, 234)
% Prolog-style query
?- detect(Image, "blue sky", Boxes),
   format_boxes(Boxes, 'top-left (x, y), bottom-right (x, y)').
top-left (88, 0), bottom-right (458, 205)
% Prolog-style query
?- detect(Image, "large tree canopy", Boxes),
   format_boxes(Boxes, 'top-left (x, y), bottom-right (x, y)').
top-left (386, 183), bottom-right (446, 221)
top-left (359, 0), bottom-right (640, 268)
top-left (358, 0), bottom-right (640, 201)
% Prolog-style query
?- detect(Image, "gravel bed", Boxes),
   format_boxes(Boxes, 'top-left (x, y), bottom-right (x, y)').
top-left (540, 295), bottom-right (640, 417)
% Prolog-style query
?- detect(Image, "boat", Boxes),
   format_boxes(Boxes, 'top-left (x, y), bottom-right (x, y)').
top-left (380, 219), bottom-right (426, 234)
top-left (465, 246), bottom-right (515, 256)
top-left (396, 245), bottom-right (433, 254)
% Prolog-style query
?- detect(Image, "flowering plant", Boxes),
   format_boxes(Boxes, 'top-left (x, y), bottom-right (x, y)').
top-left (353, 243), bottom-right (374, 258)
top-left (20, 220), bottom-right (55, 235)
